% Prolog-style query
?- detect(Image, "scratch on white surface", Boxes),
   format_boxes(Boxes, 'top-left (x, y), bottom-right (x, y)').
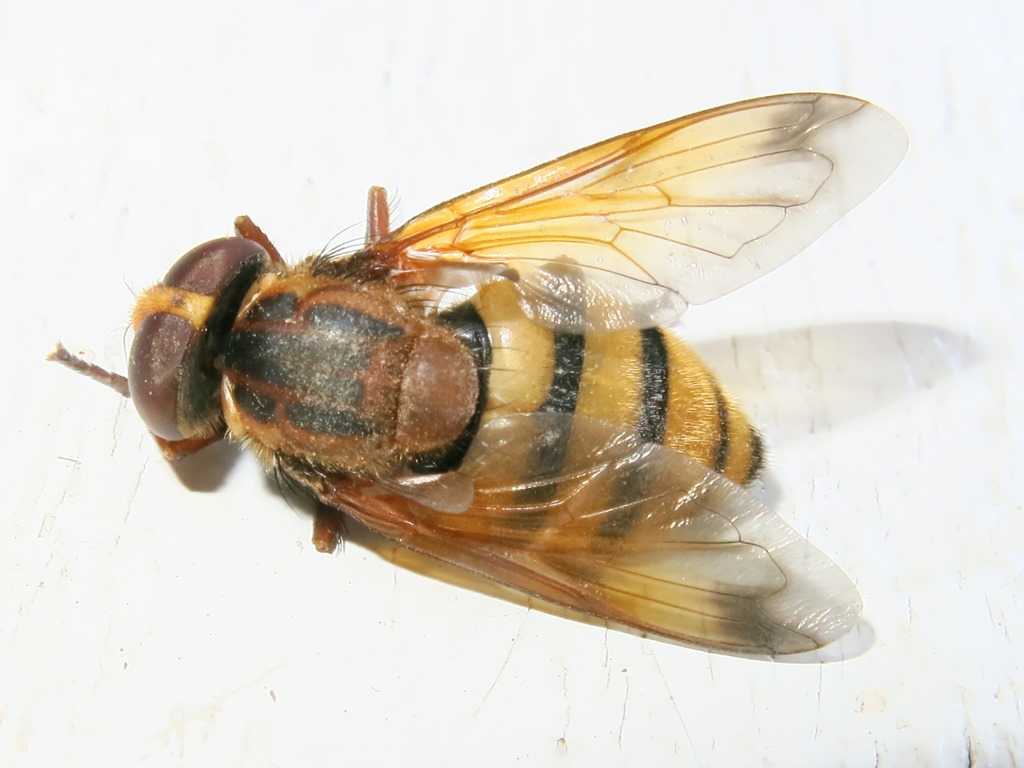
top-left (473, 614), bottom-right (525, 716)
top-left (558, 665), bottom-right (570, 749)
top-left (389, 552), bottom-right (399, 634)
top-left (602, 627), bottom-right (612, 689)
top-left (11, 552), bottom-right (58, 643)
top-left (959, 690), bottom-right (977, 768)
top-left (38, 514), bottom-right (56, 539)
top-left (109, 398), bottom-right (130, 458)
top-left (122, 455), bottom-right (149, 526)
top-left (813, 665), bottom-right (824, 741)
top-left (39, 457), bottom-right (75, 537)
top-left (651, 650), bottom-right (697, 761)
top-left (148, 662), bottom-right (286, 761)
top-left (805, 328), bottom-right (826, 434)
top-left (985, 595), bottom-right (1009, 642)
top-left (617, 673), bottom-right (629, 748)
top-left (151, 698), bottom-right (219, 760)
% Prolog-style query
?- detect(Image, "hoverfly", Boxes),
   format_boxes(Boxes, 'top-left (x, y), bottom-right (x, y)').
top-left (51, 93), bottom-right (906, 655)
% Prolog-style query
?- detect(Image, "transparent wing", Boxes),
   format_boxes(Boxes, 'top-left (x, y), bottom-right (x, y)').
top-left (286, 413), bottom-right (861, 654)
top-left (379, 93), bottom-right (907, 331)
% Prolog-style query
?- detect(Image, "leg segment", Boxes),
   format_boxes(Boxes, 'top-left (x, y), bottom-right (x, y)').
top-left (365, 186), bottom-right (391, 245)
top-left (234, 215), bottom-right (286, 267)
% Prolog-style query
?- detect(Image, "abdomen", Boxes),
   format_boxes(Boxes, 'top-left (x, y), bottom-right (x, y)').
top-left (471, 280), bottom-right (763, 486)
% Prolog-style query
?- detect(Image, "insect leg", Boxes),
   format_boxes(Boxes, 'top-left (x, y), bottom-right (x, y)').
top-left (233, 215), bottom-right (285, 267)
top-left (365, 186), bottom-right (390, 244)
top-left (150, 432), bottom-right (226, 461)
top-left (312, 506), bottom-right (348, 553)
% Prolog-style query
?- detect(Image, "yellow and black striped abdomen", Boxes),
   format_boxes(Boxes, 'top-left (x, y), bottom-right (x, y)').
top-left (473, 280), bottom-right (763, 486)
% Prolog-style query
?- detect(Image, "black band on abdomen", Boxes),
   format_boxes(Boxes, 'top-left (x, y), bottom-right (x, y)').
top-left (637, 328), bottom-right (669, 444)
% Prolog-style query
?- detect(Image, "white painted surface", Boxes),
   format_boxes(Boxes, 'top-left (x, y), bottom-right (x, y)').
top-left (3, 0), bottom-right (1021, 765)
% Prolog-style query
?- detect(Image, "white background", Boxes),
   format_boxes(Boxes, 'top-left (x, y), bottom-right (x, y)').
top-left (3, 1), bottom-right (1021, 765)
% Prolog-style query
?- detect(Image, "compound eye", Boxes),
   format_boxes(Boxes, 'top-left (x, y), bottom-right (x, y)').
top-left (129, 237), bottom-right (272, 440)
